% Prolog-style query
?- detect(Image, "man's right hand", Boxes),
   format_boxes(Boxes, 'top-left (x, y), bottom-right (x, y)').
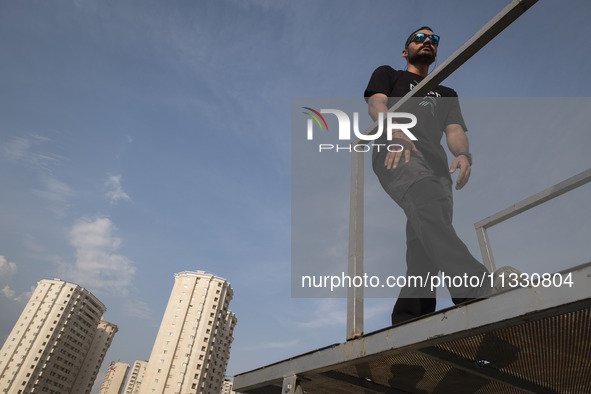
top-left (384, 131), bottom-right (422, 170)
top-left (368, 93), bottom-right (422, 170)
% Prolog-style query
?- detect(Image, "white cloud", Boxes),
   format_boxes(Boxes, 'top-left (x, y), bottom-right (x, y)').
top-left (14, 287), bottom-right (34, 303)
top-left (1, 137), bottom-right (30, 162)
top-left (33, 176), bottom-right (74, 205)
top-left (1, 285), bottom-right (15, 299)
top-left (66, 217), bottom-right (135, 295)
top-left (297, 299), bottom-right (347, 329)
top-left (1, 135), bottom-right (64, 167)
top-left (1, 136), bottom-right (72, 215)
top-left (0, 256), bottom-right (32, 303)
top-left (238, 339), bottom-right (299, 352)
top-left (0, 255), bottom-right (17, 278)
top-left (294, 298), bottom-right (394, 331)
top-left (123, 300), bottom-right (152, 320)
top-left (105, 175), bottom-right (130, 204)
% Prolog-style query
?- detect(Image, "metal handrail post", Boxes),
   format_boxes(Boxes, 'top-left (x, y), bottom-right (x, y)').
top-left (347, 146), bottom-right (364, 340)
top-left (476, 226), bottom-right (496, 272)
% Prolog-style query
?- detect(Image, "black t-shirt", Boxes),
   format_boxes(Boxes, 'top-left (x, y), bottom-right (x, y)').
top-left (364, 65), bottom-right (467, 176)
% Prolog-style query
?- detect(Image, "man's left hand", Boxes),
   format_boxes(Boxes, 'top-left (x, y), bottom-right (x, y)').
top-left (449, 155), bottom-right (471, 190)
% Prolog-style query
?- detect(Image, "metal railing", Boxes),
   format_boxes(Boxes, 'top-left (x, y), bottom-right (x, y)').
top-left (475, 168), bottom-right (591, 273)
top-left (346, 0), bottom-right (539, 340)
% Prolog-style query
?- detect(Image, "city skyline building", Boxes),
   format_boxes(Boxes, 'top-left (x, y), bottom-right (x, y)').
top-left (123, 360), bottom-right (147, 394)
top-left (0, 278), bottom-right (116, 394)
top-left (140, 271), bottom-right (237, 394)
top-left (220, 378), bottom-right (235, 394)
top-left (99, 361), bottom-right (130, 394)
top-left (74, 320), bottom-right (119, 393)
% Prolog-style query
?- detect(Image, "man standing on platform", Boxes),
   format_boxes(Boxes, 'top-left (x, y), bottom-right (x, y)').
top-left (364, 26), bottom-right (491, 325)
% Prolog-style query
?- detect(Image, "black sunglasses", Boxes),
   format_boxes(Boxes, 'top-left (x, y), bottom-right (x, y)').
top-left (408, 33), bottom-right (440, 46)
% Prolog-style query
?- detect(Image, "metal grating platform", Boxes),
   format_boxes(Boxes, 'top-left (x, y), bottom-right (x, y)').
top-left (234, 263), bottom-right (591, 394)
top-left (328, 308), bottom-right (591, 393)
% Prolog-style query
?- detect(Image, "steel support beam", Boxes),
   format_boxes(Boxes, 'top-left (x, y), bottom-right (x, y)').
top-left (320, 371), bottom-right (410, 394)
top-left (282, 375), bottom-right (303, 394)
top-left (417, 347), bottom-right (557, 394)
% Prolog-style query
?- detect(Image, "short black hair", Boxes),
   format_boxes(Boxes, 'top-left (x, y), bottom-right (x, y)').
top-left (405, 26), bottom-right (434, 48)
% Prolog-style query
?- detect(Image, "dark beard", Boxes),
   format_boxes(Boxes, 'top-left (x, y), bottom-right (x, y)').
top-left (408, 47), bottom-right (436, 66)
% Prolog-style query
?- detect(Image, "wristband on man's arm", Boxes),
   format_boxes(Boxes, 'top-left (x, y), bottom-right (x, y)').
top-left (456, 152), bottom-right (472, 166)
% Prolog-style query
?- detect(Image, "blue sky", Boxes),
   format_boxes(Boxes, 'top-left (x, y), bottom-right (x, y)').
top-left (1, 0), bottom-right (590, 392)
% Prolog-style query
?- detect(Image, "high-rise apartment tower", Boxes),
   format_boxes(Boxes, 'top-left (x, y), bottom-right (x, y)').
top-left (99, 361), bottom-right (130, 394)
top-left (220, 378), bottom-right (235, 394)
top-left (0, 278), bottom-right (116, 394)
top-left (123, 360), bottom-right (147, 394)
top-left (141, 271), bottom-right (237, 394)
top-left (73, 319), bottom-right (118, 393)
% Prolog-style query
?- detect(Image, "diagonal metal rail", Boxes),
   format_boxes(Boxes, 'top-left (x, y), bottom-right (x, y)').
top-left (475, 168), bottom-right (591, 272)
top-left (347, 0), bottom-right (539, 339)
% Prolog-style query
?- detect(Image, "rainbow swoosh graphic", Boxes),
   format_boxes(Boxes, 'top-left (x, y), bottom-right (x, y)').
top-left (302, 107), bottom-right (328, 131)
